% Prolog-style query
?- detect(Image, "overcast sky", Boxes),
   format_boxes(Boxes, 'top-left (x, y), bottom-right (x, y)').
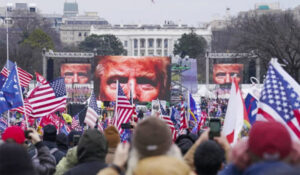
top-left (1, 0), bottom-right (299, 26)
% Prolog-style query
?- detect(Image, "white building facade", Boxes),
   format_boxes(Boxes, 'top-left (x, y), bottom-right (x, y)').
top-left (90, 24), bottom-right (212, 56)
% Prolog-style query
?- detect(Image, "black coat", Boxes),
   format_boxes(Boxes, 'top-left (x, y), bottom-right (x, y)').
top-left (43, 140), bottom-right (66, 164)
top-left (64, 161), bottom-right (107, 175)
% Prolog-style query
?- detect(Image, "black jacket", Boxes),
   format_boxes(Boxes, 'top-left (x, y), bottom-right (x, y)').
top-left (64, 129), bottom-right (108, 175)
top-left (64, 161), bottom-right (107, 175)
top-left (44, 140), bottom-right (66, 164)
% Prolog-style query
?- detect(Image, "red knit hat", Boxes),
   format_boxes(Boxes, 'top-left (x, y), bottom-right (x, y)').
top-left (2, 126), bottom-right (25, 144)
top-left (249, 121), bottom-right (292, 160)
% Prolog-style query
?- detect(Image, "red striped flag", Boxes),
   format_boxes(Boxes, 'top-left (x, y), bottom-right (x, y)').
top-left (27, 78), bottom-right (67, 118)
top-left (114, 82), bottom-right (134, 135)
top-left (35, 72), bottom-right (47, 85)
top-left (11, 99), bottom-right (33, 115)
top-left (159, 101), bottom-right (177, 141)
top-left (2, 66), bottom-right (33, 87)
top-left (180, 101), bottom-right (188, 134)
top-left (84, 93), bottom-right (100, 128)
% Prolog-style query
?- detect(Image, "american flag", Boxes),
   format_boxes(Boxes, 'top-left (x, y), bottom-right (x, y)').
top-left (113, 82), bottom-right (134, 135)
top-left (180, 101), bottom-right (188, 134)
top-left (1, 60), bottom-right (33, 87)
top-left (0, 115), bottom-right (8, 131)
top-left (257, 59), bottom-right (300, 139)
top-left (96, 119), bottom-right (104, 132)
top-left (60, 124), bottom-right (71, 135)
top-left (11, 99), bottom-right (33, 115)
top-left (71, 113), bottom-right (81, 131)
top-left (35, 72), bottom-right (47, 85)
top-left (159, 100), bottom-right (177, 141)
top-left (27, 78), bottom-right (67, 118)
top-left (84, 93), bottom-right (100, 128)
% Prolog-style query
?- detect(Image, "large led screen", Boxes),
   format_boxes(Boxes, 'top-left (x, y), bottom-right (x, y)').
top-left (60, 63), bottom-right (91, 84)
top-left (213, 64), bottom-right (243, 84)
top-left (94, 56), bottom-right (171, 102)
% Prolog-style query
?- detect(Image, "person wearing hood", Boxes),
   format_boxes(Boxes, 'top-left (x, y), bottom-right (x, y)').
top-left (64, 128), bottom-right (108, 175)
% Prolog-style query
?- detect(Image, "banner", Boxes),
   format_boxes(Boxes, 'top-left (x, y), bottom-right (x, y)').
top-left (182, 59), bottom-right (198, 93)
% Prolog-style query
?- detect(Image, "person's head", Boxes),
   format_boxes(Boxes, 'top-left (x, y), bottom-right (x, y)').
top-left (248, 121), bottom-right (292, 161)
top-left (132, 117), bottom-right (172, 158)
top-left (213, 64), bottom-right (243, 84)
top-left (194, 140), bottom-right (225, 175)
top-left (77, 128), bottom-right (108, 163)
top-left (133, 156), bottom-right (191, 175)
top-left (1, 126), bottom-right (26, 145)
top-left (61, 63), bottom-right (91, 84)
top-left (104, 126), bottom-right (120, 148)
top-left (0, 143), bottom-right (36, 175)
top-left (56, 133), bottom-right (68, 150)
top-left (43, 124), bottom-right (57, 142)
top-left (95, 56), bottom-right (170, 102)
top-left (175, 133), bottom-right (197, 155)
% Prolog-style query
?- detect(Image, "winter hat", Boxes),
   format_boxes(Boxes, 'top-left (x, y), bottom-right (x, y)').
top-left (2, 126), bottom-right (25, 144)
top-left (43, 124), bottom-right (57, 142)
top-left (134, 156), bottom-right (191, 175)
top-left (133, 117), bottom-right (172, 157)
top-left (104, 126), bottom-right (120, 148)
top-left (0, 143), bottom-right (36, 175)
top-left (77, 128), bottom-right (108, 163)
top-left (249, 121), bottom-right (292, 160)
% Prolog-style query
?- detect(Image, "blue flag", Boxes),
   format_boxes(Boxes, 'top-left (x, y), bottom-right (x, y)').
top-left (189, 94), bottom-right (198, 121)
top-left (1, 64), bottom-right (23, 110)
top-left (244, 93), bottom-right (258, 125)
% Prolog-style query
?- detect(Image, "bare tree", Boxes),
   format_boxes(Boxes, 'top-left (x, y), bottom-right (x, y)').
top-left (226, 11), bottom-right (300, 82)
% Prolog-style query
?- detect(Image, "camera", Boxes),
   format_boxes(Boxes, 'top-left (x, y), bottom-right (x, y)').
top-left (121, 123), bottom-right (133, 129)
top-left (208, 118), bottom-right (221, 140)
top-left (24, 130), bottom-right (33, 139)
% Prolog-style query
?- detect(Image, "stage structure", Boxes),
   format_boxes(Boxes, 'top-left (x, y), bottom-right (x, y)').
top-left (205, 53), bottom-right (260, 86)
top-left (170, 56), bottom-right (192, 104)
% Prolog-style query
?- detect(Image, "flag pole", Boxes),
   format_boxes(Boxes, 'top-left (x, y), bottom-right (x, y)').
top-left (130, 82), bottom-right (133, 105)
top-left (15, 63), bottom-right (28, 128)
top-left (114, 80), bottom-right (119, 126)
top-left (5, 6), bottom-right (10, 126)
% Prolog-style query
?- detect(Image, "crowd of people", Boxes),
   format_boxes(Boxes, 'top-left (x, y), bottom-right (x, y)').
top-left (0, 112), bottom-right (300, 175)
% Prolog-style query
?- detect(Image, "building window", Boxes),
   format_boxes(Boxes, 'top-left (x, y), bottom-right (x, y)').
top-left (124, 40), bottom-right (128, 47)
top-left (140, 39), bottom-right (145, 48)
top-left (157, 39), bottom-right (162, 48)
top-left (164, 50), bottom-right (168, 56)
top-left (157, 50), bottom-right (162, 56)
top-left (164, 39), bottom-right (168, 48)
top-left (140, 50), bottom-right (145, 56)
top-left (134, 39), bottom-right (138, 48)
top-left (78, 32), bottom-right (82, 37)
top-left (148, 50), bottom-right (154, 56)
top-left (84, 32), bottom-right (87, 37)
top-left (148, 39), bottom-right (154, 48)
top-left (134, 50), bottom-right (138, 56)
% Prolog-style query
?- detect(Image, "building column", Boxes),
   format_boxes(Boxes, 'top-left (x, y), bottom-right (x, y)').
top-left (137, 38), bottom-right (140, 56)
top-left (154, 38), bottom-right (157, 56)
top-left (145, 38), bottom-right (148, 56)
top-left (161, 38), bottom-right (164, 56)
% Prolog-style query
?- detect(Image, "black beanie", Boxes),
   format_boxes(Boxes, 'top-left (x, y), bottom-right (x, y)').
top-left (43, 124), bottom-right (57, 142)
